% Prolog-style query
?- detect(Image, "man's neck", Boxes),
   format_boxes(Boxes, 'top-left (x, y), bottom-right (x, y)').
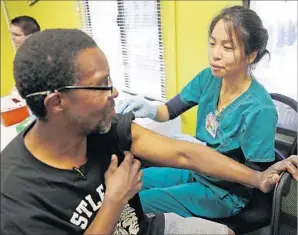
top-left (24, 120), bottom-right (88, 170)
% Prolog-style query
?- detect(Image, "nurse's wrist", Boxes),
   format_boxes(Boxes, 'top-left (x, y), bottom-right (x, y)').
top-left (148, 105), bottom-right (157, 120)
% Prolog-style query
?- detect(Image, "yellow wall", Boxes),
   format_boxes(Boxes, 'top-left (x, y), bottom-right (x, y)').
top-left (1, 3), bottom-right (15, 96)
top-left (1, 0), bottom-right (80, 96)
top-left (162, 0), bottom-right (241, 135)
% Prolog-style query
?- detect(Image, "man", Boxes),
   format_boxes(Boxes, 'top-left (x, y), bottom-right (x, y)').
top-left (10, 15), bottom-right (40, 50)
top-left (1, 29), bottom-right (297, 235)
top-left (10, 16), bottom-right (41, 97)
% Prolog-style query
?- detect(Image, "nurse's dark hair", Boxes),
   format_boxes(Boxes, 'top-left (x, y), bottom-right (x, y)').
top-left (209, 5), bottom-right (270, 64)
top-left (13, 29), bottom-right (97, 120)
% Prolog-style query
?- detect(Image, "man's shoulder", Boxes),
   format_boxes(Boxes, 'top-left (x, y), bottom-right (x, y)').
top-left (1, 132), bottom-right (32, 190)
top-left (1, 157), bottom-right (27, 204)
top-left (1, 133), bottom-right (25, 166)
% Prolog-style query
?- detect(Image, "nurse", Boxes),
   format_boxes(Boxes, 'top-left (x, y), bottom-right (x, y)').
top-left (118, 5), bottom-right (277, 219)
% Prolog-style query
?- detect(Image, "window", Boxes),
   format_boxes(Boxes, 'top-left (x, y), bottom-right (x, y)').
top-left (249, 0), bottom-right (297, 100)
top-left (75, 0), bottom-right (93, 37)
top-left (77, 0), bottom-right (166, 101)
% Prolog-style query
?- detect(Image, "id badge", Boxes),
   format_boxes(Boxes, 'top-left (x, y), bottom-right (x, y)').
top-left (205, 112), bottom-right (219, 138)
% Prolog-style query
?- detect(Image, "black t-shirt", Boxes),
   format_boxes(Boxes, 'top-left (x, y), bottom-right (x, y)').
top-left (1, 113), bottom-right (164, 235)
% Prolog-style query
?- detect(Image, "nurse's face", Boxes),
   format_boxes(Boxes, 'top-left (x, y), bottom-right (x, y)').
top-left (208, 19), bottom-right (250, 79)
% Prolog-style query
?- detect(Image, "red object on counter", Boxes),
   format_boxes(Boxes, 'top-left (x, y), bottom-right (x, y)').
top-left (1, 96), bottom-right (30, 126)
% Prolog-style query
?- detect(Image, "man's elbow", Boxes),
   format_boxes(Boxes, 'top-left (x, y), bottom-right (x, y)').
top-left (175, 150), bottom-right (193, 170)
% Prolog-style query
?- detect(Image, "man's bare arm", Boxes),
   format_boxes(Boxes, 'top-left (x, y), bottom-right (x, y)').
top-left (130, 123), bottom-right (298, 192)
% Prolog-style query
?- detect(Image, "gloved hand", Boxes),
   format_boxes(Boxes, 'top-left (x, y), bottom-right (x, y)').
top-left (116, 98), bottom-right (157, 119)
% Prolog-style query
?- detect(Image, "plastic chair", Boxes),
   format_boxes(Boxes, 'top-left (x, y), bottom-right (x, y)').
top-left (270, 172), bottom-right (297, 235)
top-left (270, 93), bottom-right (297, 159)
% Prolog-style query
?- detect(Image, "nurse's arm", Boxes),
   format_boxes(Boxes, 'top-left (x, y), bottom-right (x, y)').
top-left (130, 123), bottom-right (298, 193)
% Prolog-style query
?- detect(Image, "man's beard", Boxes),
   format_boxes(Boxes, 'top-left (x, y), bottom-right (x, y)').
top-left (68, 105), bottom-right (114, 135)
top-left (74, 116), bottom-right (112, 136)
top-left (94, 120), bottom-right (112, 134)
top-left (94, 103), bottom-right (115, 134)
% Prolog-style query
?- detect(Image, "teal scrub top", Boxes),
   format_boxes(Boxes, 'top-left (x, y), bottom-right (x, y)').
top-left (179, 67), bottom-right (277, 205)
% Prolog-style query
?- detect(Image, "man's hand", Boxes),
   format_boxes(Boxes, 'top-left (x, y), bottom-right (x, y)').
top-left (104, 151), bottom-right (143, 206)
top-left (85, 152), bottom-right (142, 235)
top-left (258, 155), bottom-right (298, 193)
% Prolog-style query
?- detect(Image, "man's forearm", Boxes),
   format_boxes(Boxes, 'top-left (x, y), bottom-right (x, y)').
top-left (131, 123), bottom-right (262, 189)
top-left (83, 198), bottom-right (125, 235)
top-left (179, 141), bottom-right (261, 188)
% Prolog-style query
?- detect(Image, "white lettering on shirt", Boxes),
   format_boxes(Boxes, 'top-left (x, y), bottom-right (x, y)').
top-left (69, 184), bottom-right (139, 234)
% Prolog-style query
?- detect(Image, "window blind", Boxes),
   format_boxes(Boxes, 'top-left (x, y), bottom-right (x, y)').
top-left (75, 0), bottom-right (93, 38)
top-left (77, 0), bottom-right (166, 101)
top-left (116, 0), bottom-right (166, 101)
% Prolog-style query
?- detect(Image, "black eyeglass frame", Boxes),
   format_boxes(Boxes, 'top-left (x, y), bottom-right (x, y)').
top-left (56, 85), bottom-right (113, 92)
top-left (26, 76), bottom-right (113, 99)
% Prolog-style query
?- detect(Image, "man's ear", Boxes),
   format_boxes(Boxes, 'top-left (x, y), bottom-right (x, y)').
top-left (248, 51), bottom-right (258, 64)
top-left (44, 93), bottom-right (64, 114)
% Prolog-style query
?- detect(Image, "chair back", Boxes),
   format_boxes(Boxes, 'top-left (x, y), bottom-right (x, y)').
top-left (270, 93), bottom-right (297, 159)
top-left (270, 172), bottom-right (297, 235)
top-left (212, 161), bottom-right (274, 234)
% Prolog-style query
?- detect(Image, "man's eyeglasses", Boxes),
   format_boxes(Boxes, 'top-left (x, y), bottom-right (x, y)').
top-left (26, 76), bottom-right (113, 99)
